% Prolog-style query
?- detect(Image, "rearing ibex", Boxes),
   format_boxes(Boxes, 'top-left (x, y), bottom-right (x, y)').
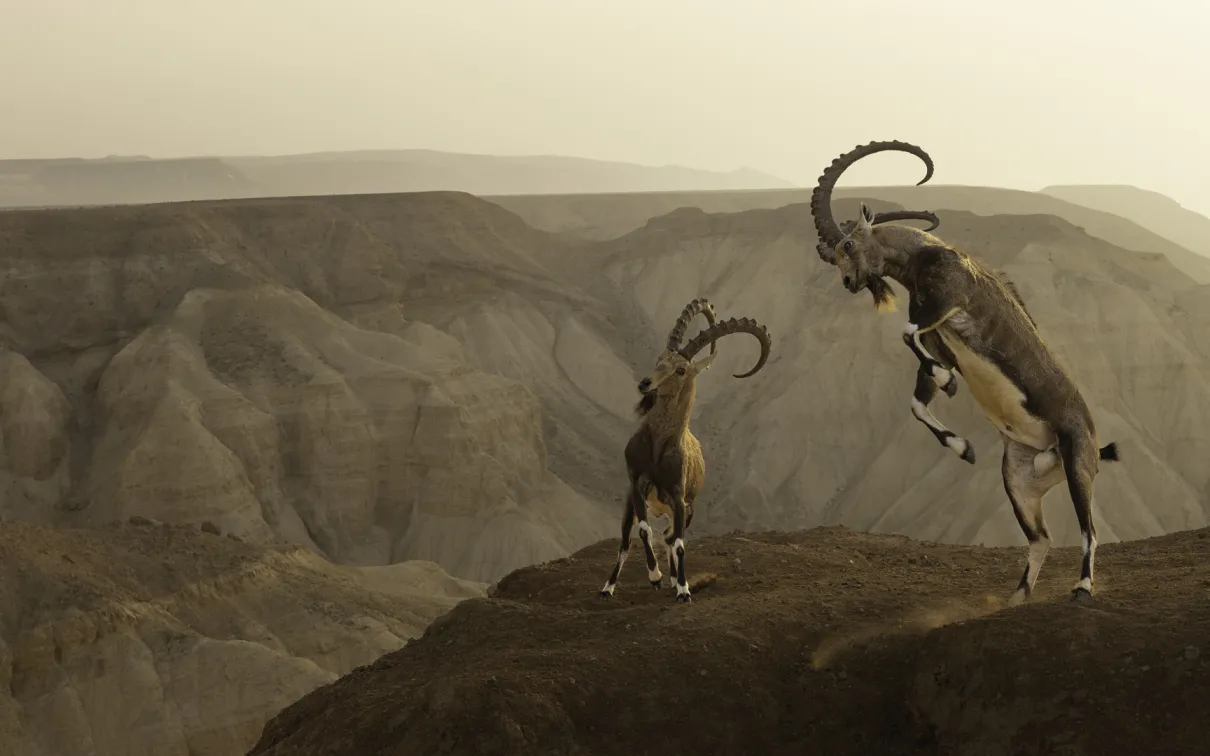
top-left (810, 141), bottom-right (1120, 605)
top-left (600, 298), bottom-right (771, 603)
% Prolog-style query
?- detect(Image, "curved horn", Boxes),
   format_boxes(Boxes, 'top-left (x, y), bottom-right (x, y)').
top-left (872, 209), bottom-right (940, 233)
top-left (666, 297), bottom-right (718, 355)
top-left (810, 140), bottom-right (936, 255)
top-left (679, 317), bottom-right (771, 379)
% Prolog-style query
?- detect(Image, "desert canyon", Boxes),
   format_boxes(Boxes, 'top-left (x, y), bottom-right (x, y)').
top-left (1, 151), bottom-right (1209, 755)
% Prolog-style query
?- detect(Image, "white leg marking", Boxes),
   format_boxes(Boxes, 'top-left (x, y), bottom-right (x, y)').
top-left (929, 362), bottom-right (954, 388)
top-left (600, 549), bottom-right (627, 596)
top-left (1033, 449), bottom-right (1059, 476)
top-left (638, 521), bottom-right (662, 582)
top-left (910, 398), bottom-right (948, 433)
top-left (911, 399), bottom-right (970, 459)
top-left (903, 322), bottom-right (920, 336)
top-left (673, 538), bottom-right (691, 598)
top-left (944, 435), bottom-right (969, 457)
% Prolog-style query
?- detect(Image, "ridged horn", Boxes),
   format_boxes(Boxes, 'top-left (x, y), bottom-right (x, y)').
top-left (679, 317), bottom-right (771, 379)
top-left (810, 140), bottom-right (936, 255)
top-left (666, 297), bottom-right (718, 354)
top-left (871, 209), bottom-right (940, 233)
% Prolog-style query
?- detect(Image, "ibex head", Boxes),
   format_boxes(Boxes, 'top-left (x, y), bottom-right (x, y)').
top-left (835, 202), bottom-right (887, 294)
top-left (635, 298), bottom-right (772, 416)
top-left (809, 140), bottom-right (940, 310)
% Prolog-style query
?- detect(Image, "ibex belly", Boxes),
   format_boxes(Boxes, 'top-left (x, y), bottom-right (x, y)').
top-left (940, 332), bottom-right (1057, 451)
top-left (646, 490), bottom-right (674, 519)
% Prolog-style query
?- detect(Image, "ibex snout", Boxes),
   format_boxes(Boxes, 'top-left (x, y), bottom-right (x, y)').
top-left (637, 377), bottom-right (652, 393)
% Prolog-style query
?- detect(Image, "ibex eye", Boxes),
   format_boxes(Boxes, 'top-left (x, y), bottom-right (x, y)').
top-left (843, 240), bottom-right (854, 252)
top-left (675, 367), bottom-right (686, 376)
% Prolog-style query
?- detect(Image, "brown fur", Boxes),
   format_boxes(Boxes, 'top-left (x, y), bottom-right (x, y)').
top-left (601, 302), bottom-right (771, 603)
top-left (829, 202), bottom-right (1119, 604)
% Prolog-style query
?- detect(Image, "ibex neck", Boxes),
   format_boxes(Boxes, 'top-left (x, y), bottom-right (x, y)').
top-left (874, 225), bottom-right (939, 295)
top-left (648, 384), bottom-right (695, 445)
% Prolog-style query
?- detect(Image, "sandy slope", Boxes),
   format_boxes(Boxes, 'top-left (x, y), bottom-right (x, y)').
top-left (0, 519), bottom-right (484, 756)
top-left (249, 525), bottom-right (1210, 756)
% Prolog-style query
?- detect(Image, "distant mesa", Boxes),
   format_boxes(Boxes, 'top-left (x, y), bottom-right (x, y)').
top-left (0, 149), bottom-right (796, 209)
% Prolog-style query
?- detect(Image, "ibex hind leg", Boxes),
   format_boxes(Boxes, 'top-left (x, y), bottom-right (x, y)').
top-left (1059, 432), bottom-right (1100, 602)
top-left (1002, 436), bottom-right (1064, 606)
top-left (910, 364), bottom-right (976, 464)
top-left (600, 498), bottom-right (636, 598)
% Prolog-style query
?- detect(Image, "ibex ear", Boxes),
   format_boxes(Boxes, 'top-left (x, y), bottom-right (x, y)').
top-left (857, 203), bottom-right (875, 232)
top-left (691, 353), bottom-right (717, 374)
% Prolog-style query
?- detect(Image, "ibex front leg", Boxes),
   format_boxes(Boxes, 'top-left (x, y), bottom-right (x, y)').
top-left (903, 305), bottom-right (973, 463)
top-left (669, 485), bottom-right (691, 603)
top-left (910, 362), bottom-right (976, 464)
top-left (902, 310), bottom-right (960, 398)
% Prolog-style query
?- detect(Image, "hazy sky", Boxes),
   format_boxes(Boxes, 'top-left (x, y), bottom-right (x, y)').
top-left (4, 1), bottom-right (1209, 213)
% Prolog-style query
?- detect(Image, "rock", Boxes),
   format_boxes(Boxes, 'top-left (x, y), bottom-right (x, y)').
top-left (0, 520), bottom-right (485, 756)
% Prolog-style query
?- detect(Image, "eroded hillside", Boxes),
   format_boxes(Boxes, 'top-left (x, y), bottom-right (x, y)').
top-left (4, 189), bottom-right (1209, 578)
top-left (0, 193), bottom-right (638, 583)
top-left (0, 518), bottom-right (484, 756)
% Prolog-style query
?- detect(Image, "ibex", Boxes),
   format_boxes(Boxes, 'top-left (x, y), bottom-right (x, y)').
top-left (810, 141), bottom-right (1120, 605)
top-left (600, 298), bottom-right (771, 603)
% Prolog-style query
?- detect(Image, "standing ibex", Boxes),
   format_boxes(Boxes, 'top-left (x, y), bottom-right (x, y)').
top-left (600, 298), bottom-right (771, 603)
top-left (810, 141), bottom-right (1120, 605)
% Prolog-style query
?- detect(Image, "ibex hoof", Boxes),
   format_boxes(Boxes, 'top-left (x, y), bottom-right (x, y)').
top-left (676, 592), bottom-right (693, 604)
top-left (650, 580), bottom-right (663, 590)
top-left (1071, 586), bottom-right (1093, 603)
top-left (960, 444), bottom-right (976, 464)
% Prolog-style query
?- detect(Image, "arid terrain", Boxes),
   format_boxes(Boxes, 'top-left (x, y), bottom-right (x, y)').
top-left (249, 525), bottom-right (1210, 756)
top-left (0, 518), bottom-right (483, 755)
top-left (2, 166), bottom-right (1210, 754)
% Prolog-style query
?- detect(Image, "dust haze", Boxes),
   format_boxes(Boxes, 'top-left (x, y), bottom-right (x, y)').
top-left (3, 1), bottom-right (1209, 212)
top-left (2, 4), bottom-right (1209, 756)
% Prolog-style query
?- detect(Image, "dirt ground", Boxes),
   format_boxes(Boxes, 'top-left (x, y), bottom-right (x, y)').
top-left (249, 525), bottom-right (1210, 756)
